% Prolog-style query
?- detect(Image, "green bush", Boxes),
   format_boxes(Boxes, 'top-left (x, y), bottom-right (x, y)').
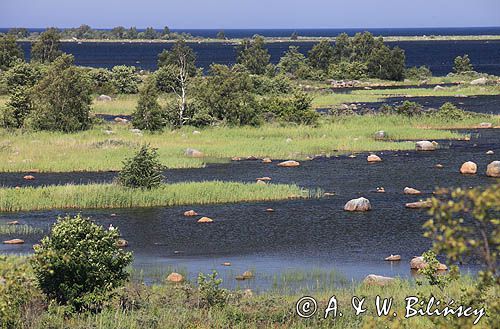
top-left (86, 67), bottom-right (116, 95)
top-left (30, 28), bottom-right (63, 63)
top-left (197, 271), bottom-right (228, 308)
top-left (261, 91), bottom-right (318, 125)
top-left (31, 214), bottom-right (132, 312)
top-left (111, 65), bottom-right (140, 94)
top-left (132, 78), bottom-right (166, 131)
top-left (4, 60), bottom-right (43, 92)
top-left (0, 256), bottom-right (41, 328)
top-left (26, 54), bottom-right (92, 132)
top-left (404, 66), bottom-right (432, 80)
top-left (0, 34), bottom-right (24, 71)
top-left (329, 61), bottom-right (368, 80)
top-left (1, 86), bottom-right (32, 128)
top-left (394, 101), bottom-right (423, 117)
top-left (432, 102), bottom-right (475, 121)
top-left (453, 54), bottom-right (474, 74)
top-left (118, 145), bottom-right (165, 189)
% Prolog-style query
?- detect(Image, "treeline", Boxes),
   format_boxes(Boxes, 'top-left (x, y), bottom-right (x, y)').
top-left (4, 26), bottom-right (194, 40)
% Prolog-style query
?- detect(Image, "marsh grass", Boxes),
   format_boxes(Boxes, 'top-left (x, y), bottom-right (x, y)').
top-left (0, 114), bottom-right (493, 172)
top-left (0, 181), bottom-right (310, 212)
top-left (92, 94), bottom-right (174, 116)
top-left (312, 85), bottom-right (500, 107)
top-left (0, 224), bottom-right (44, 235)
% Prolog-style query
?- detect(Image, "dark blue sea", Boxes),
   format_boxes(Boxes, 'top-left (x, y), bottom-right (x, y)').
top-left (7, 27), bottom-right (500, 76)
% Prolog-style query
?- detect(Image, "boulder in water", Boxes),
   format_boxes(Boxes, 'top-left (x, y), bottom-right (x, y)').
top-left (486, 161), bottom-right (500, 177)
top-left (385, 254), bottom-right (401, 261)
top-left (197, 217), bottom-right (213, 223)
top-left (3, 239), bottom-right (24, 244)
top-left (344, 197), bottom-right (372, 212)
top-left (416, 141), bottom-right (436, 151)
top-left (23, 175), bottom-right (35, 180)
top-left (405, 200), bottom-right (431, 209)
top-left (363, 274), bottom-right (395, 286)
top-left (278, 160), bottom-right (300, 167)
top-left (410, 256), bottom-right (447, 271)
top-left (460, 161), bottom-right (477, 174)
top-left (478, 122), bottom-right (493, 129)
top-left (404, 187), bottom-right (421, 195)
top-left (183, 210), bottom-right (198, 217)
top-left (166, 272), bottom-right (184, 283)
top-left (367, 154), bottom-right (382, 163)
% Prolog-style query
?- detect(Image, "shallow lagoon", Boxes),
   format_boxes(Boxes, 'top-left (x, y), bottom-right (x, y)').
top-left (1, 129), bottom-right (498, 290)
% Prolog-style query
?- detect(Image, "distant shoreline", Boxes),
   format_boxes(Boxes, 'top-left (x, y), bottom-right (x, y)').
top-left (16, 34), bottom-right (500, 44)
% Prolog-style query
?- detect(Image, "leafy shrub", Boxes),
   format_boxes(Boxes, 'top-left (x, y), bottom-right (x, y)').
top-left (4, 60), bottom-right (43, 92)
top-left (394, 101), bottom-right (423, 117)
top-left (329, 61), bottom-right (368, 80)
top-left (132, 78), bottom-right (166, 131)
top-left (431, 102), bottom-right (475, 121)
top-left (261, 91), bottom-right (318, 125)
top-left (404, 66), bottom-right (432, 80)
top-left (1, 86), bottom-right (32, 128)
top-left (453, 54), bottom-right (474, 74)
top-left (31, 214), bottom-right (132, 312)
top-left (251, 75), bottom-right (293, 95)
top-left (0, 34), bottom-right (24, 71)
top-left (26, 54), bottom-right (92, 132)
top-left (111, 65), bottom-right (140, 94)
top-left (87, 67), bottom-right (116, 95)
top-left (197, 271), bottom-right (228, 308)
top-left (118, 145), bottom-right (165, 189)
top-left (30, 28), bottom-right (63, 63)
top-left (0, 256), bottom-right (42, 328)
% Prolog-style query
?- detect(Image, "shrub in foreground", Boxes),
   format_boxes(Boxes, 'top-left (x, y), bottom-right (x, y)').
top-left (118, 145), bottom-right (165, 189)
top-left (31, 214), bottom-right (132, 312)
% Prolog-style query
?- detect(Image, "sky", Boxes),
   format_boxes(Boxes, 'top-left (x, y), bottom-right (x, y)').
top-left (1, 0), bottom-right (499, 29)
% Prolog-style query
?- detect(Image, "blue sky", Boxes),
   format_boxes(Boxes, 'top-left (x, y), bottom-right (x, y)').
top-left (1, 0), bottom-right (499, 29)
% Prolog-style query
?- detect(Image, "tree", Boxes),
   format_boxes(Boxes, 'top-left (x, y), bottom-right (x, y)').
top-left (157, 40), bottom-right (197, 76)
top-left (32, 214), bottom-right (132, 312)
top-left (27, 54), bottom-right (92, 132)
top-left (277, 46), bottom-right (306, 77)
top-left (1, 86), bottom-right (32, 128)
top-left (118, 145), bottom-right (165, 189)
top-left (425, 184), bottom-right (499, 328)
top-left (156, 41), bottom-right (197, 126)
top-left (111, 65), bottom-right (140, 94)
top-left (132, 77), bottom-right (166, 131)
top-left (193, 64), bottom-right (261, 126)
top-left (4, 60), bottom-right (42, 91)
top-left (366, 45), bottom-right (405, 81)
top-left (216, 30), bottom-right (226, 40)
top-left (0, 34), bottom-right (24, 71)
top-left (7, 27), bottom-right (29, 39)
top-left (75, 24), bottom-right (92, 39)
top-left (236, 35), bottom-right (271, 75)
top-left (111, 26), bottom-right (126, 39)
top-left (143, 27), bottom-right (159, 39)
top-left (162, 26), bottom-right (171, 37)
top-left (127, 27), bottom-right (139, 39)
top-left (30, 28), bottom-right (63, 63)
top-left (329, 61), bottom-right (367, 80)
top-left (453, 54), bottom-right (474, 74)
top-left (333, 32), bottom-right (352, 62)
top-left (263, 91), bottom-right (318, 125)
top-left (350, 32), bottom-right (379, 62)
top-left (307, 40), bottom-right (334, 72)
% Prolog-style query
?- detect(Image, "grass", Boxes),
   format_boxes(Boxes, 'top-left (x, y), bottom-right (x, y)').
top-left (2, 255), bottom-right (497, 328)
top-left (0, 181), bottom-right (311, 212)
top-left (92, 94), bottom-right (174, 116)
top-left (311, 84), bottom-right (500, 108)
top-left (0, 114), bottom-right (496, 172)
top-left (0, 224), bottom-right (44, 235)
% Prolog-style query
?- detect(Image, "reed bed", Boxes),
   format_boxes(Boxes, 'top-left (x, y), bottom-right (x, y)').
top-left (0, 181), bottom-right (310, 212)
top-left (0, 224), bottom-right (44, 235)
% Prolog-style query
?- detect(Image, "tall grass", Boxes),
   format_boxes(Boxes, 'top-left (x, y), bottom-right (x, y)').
top-left (312, 85), bottom-right (500, 107)
top-left (0, 182), bottom-right (310, 212)
top-left (0, 224), bottom-right (43, 235)
top-left (0, 114), bottom-right (493, 172)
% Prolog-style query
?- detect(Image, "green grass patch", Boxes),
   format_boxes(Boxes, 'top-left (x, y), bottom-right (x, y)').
top-left (0, 181), bottom-right (310, 212)
top-left (0, 114), bottom-right (497, 172)
top-left (0, 224), bottom-right (43, 235)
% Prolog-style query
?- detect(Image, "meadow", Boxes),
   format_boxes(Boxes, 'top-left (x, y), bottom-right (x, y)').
top-left (0, 181), bottom-right (310, 212)
top-left (0, 114), bottom-right (496, 172)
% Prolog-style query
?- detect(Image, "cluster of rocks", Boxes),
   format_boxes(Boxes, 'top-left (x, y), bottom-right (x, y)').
top-left (363, 255), bottom-right (448, 286)
top-left (329, 80), bottom-right (360, 88)
top-left (457, 160), bottom-right (500, 177)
